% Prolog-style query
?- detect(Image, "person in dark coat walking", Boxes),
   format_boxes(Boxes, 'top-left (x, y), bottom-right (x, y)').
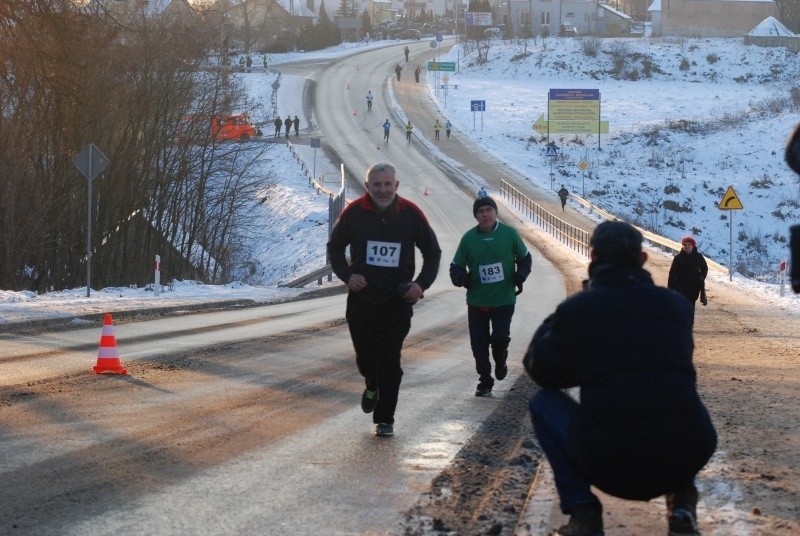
top-left (293, 115), bottom-right (300, 136)
top-left (414, 65), bottom-right (421, 83)
top-left (524, 221), bottom-right (716, 536)
top-left (668, 236), bottom-right (709, 322)
top-left (273, 117), bottom-right (282, 138)
top-left (284, 115), bottom-right (292, 138)
top-left (395, 64), bottom-right (402, 81)
top-left (558, 185), bottom-right (569, 211)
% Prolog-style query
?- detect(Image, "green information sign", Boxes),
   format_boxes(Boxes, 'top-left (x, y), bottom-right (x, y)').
top-left (428, 62), bottom-right (456, 72)
top-left (549, 120), bottom-right (609, 134)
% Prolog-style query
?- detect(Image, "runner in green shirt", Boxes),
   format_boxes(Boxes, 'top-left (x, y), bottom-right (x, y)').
top-left (450, 196), bottom-right (532, 397)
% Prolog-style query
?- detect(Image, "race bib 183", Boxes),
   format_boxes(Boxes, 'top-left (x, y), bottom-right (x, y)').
top-left (479, 262), bottom-right (504, 284)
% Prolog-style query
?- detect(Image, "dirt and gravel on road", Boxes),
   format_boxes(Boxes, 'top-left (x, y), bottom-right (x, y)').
top-left (402, 226), bottom-right (800, 535)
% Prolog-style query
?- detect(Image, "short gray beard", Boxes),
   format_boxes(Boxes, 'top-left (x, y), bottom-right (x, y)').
top-left (371, 194), bottom-right (395, 210)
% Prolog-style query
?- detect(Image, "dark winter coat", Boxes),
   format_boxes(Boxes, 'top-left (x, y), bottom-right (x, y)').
top-left (668, 249), bottom-right (708, 303)
top-left (327, 194), bottom-right (441, 304)
top-left (524, 264), bottom-right (717, 501)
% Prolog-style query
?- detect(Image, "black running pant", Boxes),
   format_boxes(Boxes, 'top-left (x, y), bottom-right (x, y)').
top-left (346, 293), bottom-right (412, 425)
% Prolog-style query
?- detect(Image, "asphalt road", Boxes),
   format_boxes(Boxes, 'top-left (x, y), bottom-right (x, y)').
top-left (0, 42), bottom-right (566, 535)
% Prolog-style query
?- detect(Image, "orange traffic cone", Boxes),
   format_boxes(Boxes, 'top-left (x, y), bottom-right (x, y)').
top-left (92, 313), bottom-right (127, 374)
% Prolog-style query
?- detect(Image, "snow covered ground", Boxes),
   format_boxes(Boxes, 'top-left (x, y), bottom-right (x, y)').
top-left (2, 34), bottom-right (799, 326)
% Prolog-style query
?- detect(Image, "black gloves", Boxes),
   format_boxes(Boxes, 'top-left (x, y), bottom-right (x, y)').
top-left (514, 272), bottom-right (525, 295)
top-left (449, 263), bottom-right (470, 289)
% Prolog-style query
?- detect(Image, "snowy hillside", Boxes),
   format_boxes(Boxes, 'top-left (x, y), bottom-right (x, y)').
top-left (433, 36), bottom-right (800, 280)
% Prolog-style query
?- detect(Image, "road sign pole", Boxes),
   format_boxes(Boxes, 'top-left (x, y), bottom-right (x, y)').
top-left (729, 211), bottom-right (733, 282)
top-left (73, 143), bottom-right (110, 298)
top-left (86, 151), bottom-right (93, 297)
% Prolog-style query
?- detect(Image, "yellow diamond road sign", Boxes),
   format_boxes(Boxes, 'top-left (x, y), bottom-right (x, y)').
top-left (718, 186), bottom-right (743, 210)
top-left (578, 160), bottom-right (589, 171)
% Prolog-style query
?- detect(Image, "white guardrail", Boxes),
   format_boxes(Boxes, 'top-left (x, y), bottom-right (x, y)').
top-left (500, 178), bottom-right (728, 274)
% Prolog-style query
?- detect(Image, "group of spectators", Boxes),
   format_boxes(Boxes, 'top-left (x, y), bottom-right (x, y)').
top-left (273, 115), bottom-right (300, 138)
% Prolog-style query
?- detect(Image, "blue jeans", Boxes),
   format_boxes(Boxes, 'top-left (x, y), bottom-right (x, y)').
top-left (528, 389), bottom-right (599, 513)
top-left (467, 304), bottom-right (514, 386)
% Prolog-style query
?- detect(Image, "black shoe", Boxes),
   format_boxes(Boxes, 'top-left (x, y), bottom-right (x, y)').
top-left (491, 342), bottom-right (509, 381)
top-left (667, 484), bottom-right (699, 535)
top-left (495, 363), bottom-right (508, 381)
top-left (556, 502), bottom-right (604, 536)
top-left (474, 383), bottom-right (493, 397)
top-left (668, 509), bottom-right (699, 536)
top-left (361, 389), bottom-right (377, 413)
top-left (375, 423), bottom-right (393, 437)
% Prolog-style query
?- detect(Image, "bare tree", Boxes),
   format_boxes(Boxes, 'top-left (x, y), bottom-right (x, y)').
top-left (0, 0), bottom-right (272, 290)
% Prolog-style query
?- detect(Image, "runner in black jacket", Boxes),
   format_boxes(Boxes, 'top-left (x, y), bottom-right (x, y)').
top-left (327, 163), bottom-right (441, 437)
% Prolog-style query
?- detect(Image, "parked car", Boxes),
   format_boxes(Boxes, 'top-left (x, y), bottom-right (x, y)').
top-left (178, 114), bottom-right (262, 143)
top-left (394, 28), bottom-right (421, 40)
top-left (484, 27), bottom-right (503, 39)
top-left (560, 25), bottom-right (579, 37)
top-left (379, 20), bottom-right (396, 30)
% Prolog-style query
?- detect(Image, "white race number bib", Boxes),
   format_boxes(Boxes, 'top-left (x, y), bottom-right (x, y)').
top-left (479, 262), bottom-right (504, 284)
top-left (367, 240), bottom-right (401, 267)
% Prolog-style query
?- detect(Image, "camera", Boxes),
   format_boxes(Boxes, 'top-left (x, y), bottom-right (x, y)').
top-left (787, 124), bottom-right (800, 293)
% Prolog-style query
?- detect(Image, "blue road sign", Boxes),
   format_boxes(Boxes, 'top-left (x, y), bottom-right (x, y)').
top-left (546, 145), bottom-right (559, 157)
top-left (471, 100), bottom-right (486, 112)
top-left (436, 33), bottom-right (443, 42)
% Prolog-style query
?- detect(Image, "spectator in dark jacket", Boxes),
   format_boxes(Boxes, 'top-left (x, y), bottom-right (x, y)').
top-left (284, 115), bottom-right (292, 138)
top-left (668, 236), bottom-right (709, 322)
top-left (524, 221), bottom-right (716, 536)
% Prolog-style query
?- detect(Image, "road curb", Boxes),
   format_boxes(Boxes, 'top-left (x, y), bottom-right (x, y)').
top-left (515, 461), bottom-right (560, 535)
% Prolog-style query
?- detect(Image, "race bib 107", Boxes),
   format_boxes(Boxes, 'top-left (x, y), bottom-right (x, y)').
top-left (367, 240), bottom-right (401, 267)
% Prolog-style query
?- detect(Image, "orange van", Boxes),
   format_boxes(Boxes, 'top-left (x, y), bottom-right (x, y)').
top-left (210, 114), bottom-right (262, 142)
top-left (179, 114), bottom-right (262, 143)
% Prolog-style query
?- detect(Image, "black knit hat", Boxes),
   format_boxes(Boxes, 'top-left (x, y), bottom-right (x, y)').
top-left (473, 196), bottom-right (498, 217)
top-left (590, 221), bottom-right (643, 266)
